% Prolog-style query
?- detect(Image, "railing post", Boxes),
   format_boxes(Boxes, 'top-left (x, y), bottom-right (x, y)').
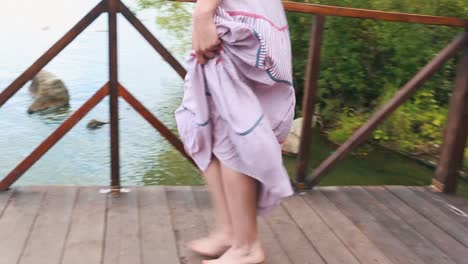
top-left (295, 15), bottom-right (325, 189)
top-left (108, 0), bottom-right (121, 194)
top-left (434, 39), bottom-right (468, 193)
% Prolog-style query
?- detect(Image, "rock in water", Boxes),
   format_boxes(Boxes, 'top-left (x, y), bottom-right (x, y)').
top-left (28, 70), bottom-right (70, 114)
top-left (87, 119), bottom-right (108, 130)
top-left (281, 117), bottom-right (318, 155)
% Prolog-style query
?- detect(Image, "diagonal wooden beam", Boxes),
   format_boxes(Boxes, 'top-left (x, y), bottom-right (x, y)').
top-left (0, 84), bottom-right (110, 190)
top-left (0, 1), bottom-right (106, 107)
top-left (306, 32), bottom-right (468, 187)
top-left (118, 84), bottom-right (196, 167)
top-left (119, 1), bottom-right (187, 79)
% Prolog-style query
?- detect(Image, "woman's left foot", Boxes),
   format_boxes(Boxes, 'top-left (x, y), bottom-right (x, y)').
top-left (188, 232), bottom-right (231, 258)
top-left (202, 240), bottom-right (265, 264)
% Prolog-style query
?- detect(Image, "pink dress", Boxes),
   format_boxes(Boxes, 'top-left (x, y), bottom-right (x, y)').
top-left (175, 0), bottom-right (295, 214)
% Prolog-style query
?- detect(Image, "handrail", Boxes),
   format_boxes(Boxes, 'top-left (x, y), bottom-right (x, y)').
top-left (177, 0), bottom-right (468, 27)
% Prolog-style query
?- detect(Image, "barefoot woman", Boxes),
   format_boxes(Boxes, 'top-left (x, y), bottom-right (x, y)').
top-left (175, 0), bottom-right (296, 263)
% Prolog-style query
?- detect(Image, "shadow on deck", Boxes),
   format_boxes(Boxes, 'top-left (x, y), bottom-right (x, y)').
top-left (0, 185), bottom-right (467, 264)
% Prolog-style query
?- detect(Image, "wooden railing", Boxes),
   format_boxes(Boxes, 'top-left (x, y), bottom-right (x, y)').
top-left (278, 2), bottom-right (468, 192)
top-left (0, 0), bottom-right (467, 194)
top-left (0, 0), bottom-right (194, 193)
top-left (180, 1), bottom-right (468, 192)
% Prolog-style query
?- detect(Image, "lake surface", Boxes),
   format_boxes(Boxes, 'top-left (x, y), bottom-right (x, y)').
top-left (0, 0), bottom-right (438, 188)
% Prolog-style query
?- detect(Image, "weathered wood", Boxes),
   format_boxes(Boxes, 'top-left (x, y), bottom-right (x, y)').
top-left (0, 187), bottom-right (45, 264)
top-left (119, 85), bottom-right (196, 166)
top-left (108, 0), bottom-right (121, 191)
top-left (0, 189), bottom-right (13, 217)
top-left (166, 186), bottom-right (207, 264)
top-left (412, 187), bottom-right (468, 229)
top-left (296, 15), bottom-right (325, 186)
top-left (62, 187), bottom-right (106, 264)
top-left (307, 33), bottom-right (468, 186)
top-left (424, 186), bottom-right (468, 222)
top-left (0, 1), bottom-right (105, 107)
top-left (0, 84), bottom-right (109, 190)
top-left (303, 190), bottom-right (392, 264)
top-left (321, 187), bottom-right (426, 264)
top-left (139, 187), bottom-right (180, 264)
top-left (367, 186), bottom-right (468, 264)
top-left (386, 186), bottom-right (468, 248)
top-left (19, 187), bottom-right (78, 264)
top-left (2, 186), bottom-right (468, 263)
top-left (120, 1), bottom-right (187, 79)
top-left (282, 195), bottom-right (361, 264)
top-left (435, 45), bottom-right (468, 193)
top-left (345, 186), bottom-right (455, 264)
top-left (177, 0), bottom-right (468, 27)
top-left (265, 203), bottom-right (325, 264)
top-left (282, 1), bottom-right (468, 27)
top-left (103, 189), bottom-right (141, 264)
top-left (258, 217), bottom-right (293, 264)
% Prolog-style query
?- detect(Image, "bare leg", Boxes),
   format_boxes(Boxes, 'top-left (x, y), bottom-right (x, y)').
top-left (189, 157), bottom-right (233, 257)
top-left (203, 164), bottom-right (265, 264)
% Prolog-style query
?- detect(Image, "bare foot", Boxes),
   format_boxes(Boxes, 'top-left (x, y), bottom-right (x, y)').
top-left (188, 232), bottom-right (231, 258)
top-left (202, 240), bottom-right (265, 264)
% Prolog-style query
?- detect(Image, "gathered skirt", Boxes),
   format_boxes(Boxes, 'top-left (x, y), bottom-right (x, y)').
top-left (175, 4), bottom-right (295, 214)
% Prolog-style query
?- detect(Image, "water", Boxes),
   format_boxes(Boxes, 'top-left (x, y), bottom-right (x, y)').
top-left (0, 0), bottom-right (447, 190)
top-left (0, 0), bottom-right (200, 186)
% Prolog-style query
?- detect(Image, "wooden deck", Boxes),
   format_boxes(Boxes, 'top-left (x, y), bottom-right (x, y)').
top-left (0, 186), bottom-right (467, 264)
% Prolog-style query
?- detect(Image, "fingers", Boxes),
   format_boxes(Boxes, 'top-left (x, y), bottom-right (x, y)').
top-left (196, 53), bottom-right (207, 65)
top-left (195, 46), bottom-right (221, 64)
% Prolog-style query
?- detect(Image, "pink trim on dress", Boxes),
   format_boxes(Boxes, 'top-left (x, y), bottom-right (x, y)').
top-left (226, 11), bottom-right (288, 31)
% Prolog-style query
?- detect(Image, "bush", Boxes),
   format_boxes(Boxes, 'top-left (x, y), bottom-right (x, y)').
top-left (288, 0), bottom-right (467, 166)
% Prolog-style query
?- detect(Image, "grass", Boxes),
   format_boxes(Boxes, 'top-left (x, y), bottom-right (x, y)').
top-left (283, 129), bottom-right (468, 198)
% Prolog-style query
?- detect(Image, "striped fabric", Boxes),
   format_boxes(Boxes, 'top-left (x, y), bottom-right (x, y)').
top-left (214, 8), bottom-right (293, 86)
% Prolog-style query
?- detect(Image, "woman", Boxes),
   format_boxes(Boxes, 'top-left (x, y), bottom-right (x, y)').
top-left (175, 0), bottom-right (295, 263)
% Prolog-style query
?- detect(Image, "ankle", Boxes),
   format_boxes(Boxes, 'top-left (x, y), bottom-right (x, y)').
top-left (232, 239), bottom-right (262, 252)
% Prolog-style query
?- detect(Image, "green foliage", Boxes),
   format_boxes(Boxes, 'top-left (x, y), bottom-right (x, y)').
top-left (288, 0), bottom-right (467, 166)
top-left (137, 0), bottom-right (193, 54)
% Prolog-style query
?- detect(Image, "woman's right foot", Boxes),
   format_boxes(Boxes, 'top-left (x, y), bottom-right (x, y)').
top-left (188, 232), bottom-right (232, 258)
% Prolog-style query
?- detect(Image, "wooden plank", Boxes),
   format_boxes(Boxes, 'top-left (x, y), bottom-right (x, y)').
top-left (193, 186), bottom-right (292, 264)
top-left (19, 187), bottom-right (78, 264)
top-left (192, 186), bottom-right (215, 227)
top-left (0, 189), bottom-right (13, 217)
top-left (103, 188), bottom-right (141, 264)
top-left (265, 202), bottom-right (325, 264)
top-left (296, 15), bottom-right (325, 185)
top-left (282, 195), bottom-right (360, 264)
top-left (423, 187), bottom-right (468, 212)
top-left (0, 1), bottom-right (105, 107)
top-left (321, 187), bottom-right (426, 264)
top-left (307, 33), bottom-right (468, 185)
top-left (139, 186), bottom-right (180, 264)
top-left (61, 187), bottom-right (106, 264)
top-left (0, 187), bottom-right (45, 264)
top-left (258, 217), bottom-right (293, 264)
top-left (167, 186), bottom-right (207, 264)
top-left (367, 186), bottom-right (468, 264)
top-left (434, 45), bottom-right (468, 192)
top-left (412, 187), bottom-right (468, 229)
top-left (303, 190), bottom-right (392, 264)
top-left (344, 187), bottom-right (456, 264)
top-left (177, 0), bottom-right (468, 27)
top-left (386, 186), bottom-right (468, 248)
top-left (0, 84), bottom-right (109, 190)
